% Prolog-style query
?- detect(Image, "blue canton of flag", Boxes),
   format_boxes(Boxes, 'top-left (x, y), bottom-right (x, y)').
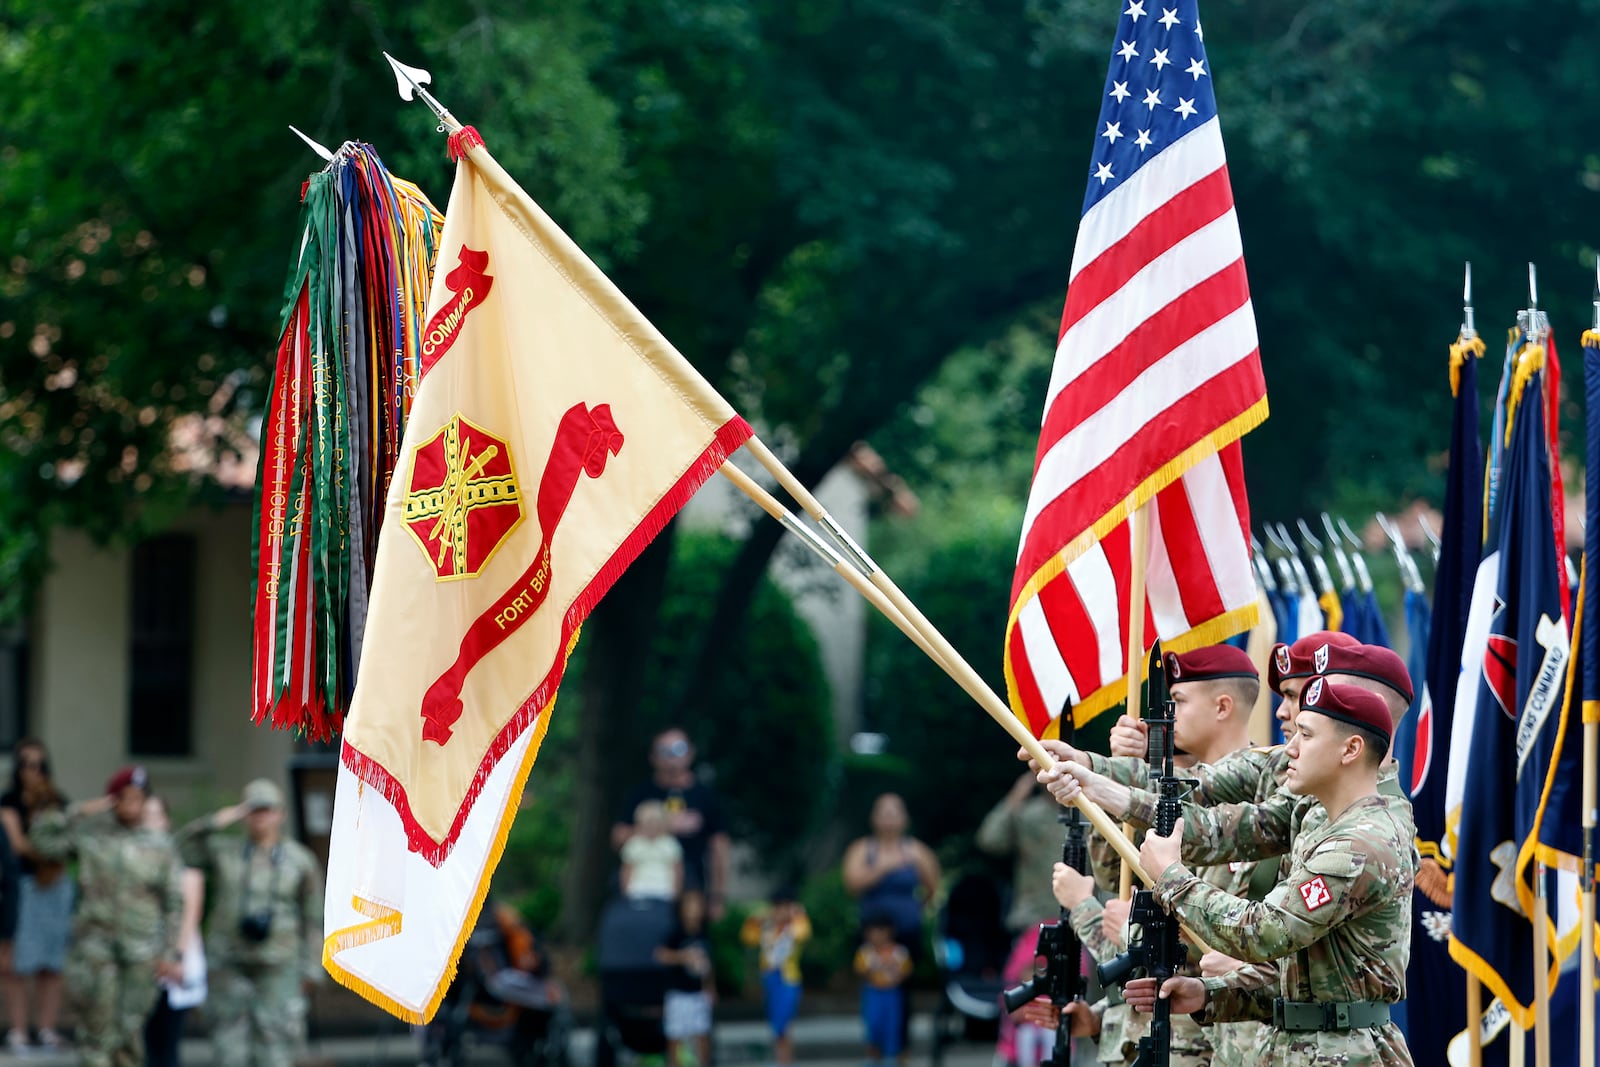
top-left (1449, 347), bottom-right (1567, 1030)
top-left (1394, 339), bottom-right (1482, 1067)
top-left (1084, 0), bottom-right (1217, 211)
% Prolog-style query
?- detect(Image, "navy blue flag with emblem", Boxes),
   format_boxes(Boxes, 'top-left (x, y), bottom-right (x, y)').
top-left (1393, 340), bottom-right (1481, 1066)
top-left (1449, 347), bottom-right (1568, 1030)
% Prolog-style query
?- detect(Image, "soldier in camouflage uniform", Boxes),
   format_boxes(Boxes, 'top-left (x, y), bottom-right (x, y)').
top-left (31, 766), bottom-right (184, 1067)
top-left (1060, 642), bottom-right (1416, 870)
top-left (178, 779), bottom-right (323, 1067)
top-left (1056, 645), bottom-right (1273, 1066)
top-left (1067, 680), bottom-right (1416, 1066)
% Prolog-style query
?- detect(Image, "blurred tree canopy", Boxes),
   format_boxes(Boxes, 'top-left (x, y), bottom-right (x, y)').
top-left (4, 0), bottom-right (1599, 935)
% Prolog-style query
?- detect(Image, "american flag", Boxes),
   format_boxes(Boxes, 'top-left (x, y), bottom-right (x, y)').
top-left (1004, 0), bottom-right (1268, 738)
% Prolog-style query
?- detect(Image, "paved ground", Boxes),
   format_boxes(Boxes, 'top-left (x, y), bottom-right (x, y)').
top-left (0, 1014), bottom-right (1001, 1067)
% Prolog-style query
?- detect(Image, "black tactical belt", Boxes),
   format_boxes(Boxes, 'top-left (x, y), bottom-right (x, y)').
top-left (1272, 998), bottom-right (1391, 1031)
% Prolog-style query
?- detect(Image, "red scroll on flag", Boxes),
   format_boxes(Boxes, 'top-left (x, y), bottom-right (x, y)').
top-left (1004, 0), bottom-right (1268, 738)
top-left (321, 127), bottom-right (750, 1022)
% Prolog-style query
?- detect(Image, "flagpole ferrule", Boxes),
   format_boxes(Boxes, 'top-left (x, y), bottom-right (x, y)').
top-left (817, 513), bottom-right (876, 575)
top-left (780, 512), bottom-right (845, 568)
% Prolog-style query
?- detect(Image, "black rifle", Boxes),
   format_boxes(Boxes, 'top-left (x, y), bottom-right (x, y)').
top-left (1002, 725), bottom-right (1089, 1066)
top-left (1094, 646), bottom-right (1193, 1067)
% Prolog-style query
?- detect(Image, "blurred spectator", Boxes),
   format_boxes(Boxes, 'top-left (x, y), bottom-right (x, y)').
top-left (0, 738), bottom-right (73, 1052)
top-left (854, 912), bottom-right (912, 1065)
top-left (976, 772), bottom-right (1063, 935)
top-left (740, 886), bottom-right (810, 1066)
top-left (841, 794), bottom-right (940, 959)
top-left (32, 766), bottom-right (184, 1067)
top-left (842, 793), bottom-right (939, 1064)
top-left (143, 795), bottom-right (206, 1067)
top-left (178, 780), bottom-right (322, 1067)
top-left (612, 728), bottom-right (729, 917)
top-left (656, 889), bottom-right (713, 1067)
top-left (620, 801), bottom-right (683, 902)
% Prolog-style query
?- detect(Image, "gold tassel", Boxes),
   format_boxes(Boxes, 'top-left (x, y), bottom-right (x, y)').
top-left (1448, 334), bottom-right (1487, 398)
top-left (1504, 343), bottom-right (1546, 447)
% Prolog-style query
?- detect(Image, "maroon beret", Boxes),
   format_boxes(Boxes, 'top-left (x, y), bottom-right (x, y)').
top-left (1299, 677), bottom-right (1393, 740)
top-left (1267, 631), bottom-right (1361, 695)
top-left (1164, 645), bottom-right (1259, 684)
top-left (1319, 643), bottom-right (1414, 705)
top-left (104, 765), bottom-right (149, 796)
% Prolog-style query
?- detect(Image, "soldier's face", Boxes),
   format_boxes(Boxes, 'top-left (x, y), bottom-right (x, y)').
top-left (1170, 681), bottom-right (1218, 753)
top-left (114, 786), bottom-right (147, 826)
top-left (1276, 679), bottom-right (1304, 728)
top-left (245, 805), bottom-right (284, 841)
top-left (1284, 710), bottom-right (1343, 796)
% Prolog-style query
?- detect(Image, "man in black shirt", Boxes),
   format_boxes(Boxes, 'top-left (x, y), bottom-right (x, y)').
top-left (612, 728), bottom-right (729, 917)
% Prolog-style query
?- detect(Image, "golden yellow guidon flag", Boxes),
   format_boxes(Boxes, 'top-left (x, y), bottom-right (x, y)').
top-left (323, 126), bottom-right (750, 1021)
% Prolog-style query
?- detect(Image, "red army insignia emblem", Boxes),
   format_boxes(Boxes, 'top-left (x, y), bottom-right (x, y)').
top-left (1313, 643), bottom-right (1330, 673)
top-left (1299, 876), bottom-right (1332, 911)
top-left (402, 414), bottom-right (523, 581)
top-left (1305, 677), bottom-right (1325, 706)
top-left (1274, 645), bottom-right (1292, 676)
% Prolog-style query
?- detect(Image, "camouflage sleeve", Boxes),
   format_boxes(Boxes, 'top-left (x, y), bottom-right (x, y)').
top-left (1087, 831), bottom-right (1128, 892)
top-left (1189, 749), bottom-right (1276, 806)
top-left (27, 809), bottom-right (78, 863)
top-left (1086, 753), bottom-right (1154, 791)
top-left (1160, 789), bottom-right (1301, 867)
top-left (163, 850), bottom-right (185, 962)
top-left (175, 814), bottom-right (222, 871)
top-left (299, 849), bottom-right (326, 982)
top-left (1218, 961), bottom-right (1278, 992)
top-left (1067, 898), bottom-right (1120, 964)
top-left (975, 800), bottom-right (1016, 856)
top-left (1153, 837), bottom-right (1373, 964)
top-left (1199, 978), bottom-right (1274, 1023)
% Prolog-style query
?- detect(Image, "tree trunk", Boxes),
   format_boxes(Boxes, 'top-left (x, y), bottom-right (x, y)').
top-left (673, 439), bottom-right (848, 723)
top-left (555, 522), bottom-right (678, 941)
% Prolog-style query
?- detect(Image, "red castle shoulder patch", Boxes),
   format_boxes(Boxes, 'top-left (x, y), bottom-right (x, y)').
top-left (1298, 876), bottom-right (1332, 911)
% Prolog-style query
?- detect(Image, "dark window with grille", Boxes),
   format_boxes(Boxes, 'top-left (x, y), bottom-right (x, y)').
top-left (128, 535), bottom-right (196, 756)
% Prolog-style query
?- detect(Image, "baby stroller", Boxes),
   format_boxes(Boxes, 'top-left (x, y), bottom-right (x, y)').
top-left (424, 901), bottom-right (573, 1067)
top-left (929, 873), bottom-right (1011, 1067)
top-left (593, 895), bottom-right (678, 1067)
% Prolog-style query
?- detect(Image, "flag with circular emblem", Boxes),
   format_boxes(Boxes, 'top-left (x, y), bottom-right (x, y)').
top-left (321, 125), bottom-right (751, 1023)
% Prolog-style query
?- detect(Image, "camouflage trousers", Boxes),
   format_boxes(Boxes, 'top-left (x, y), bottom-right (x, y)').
top-left (1209, 1020), bottom-right (1270, 1066)
top-left (1257, 1022), bottom-right (1412, 1066)
top-left (208, 964), bottom-right (308, 1067)
top-left (1097, 1002), bottom-right (1211, 1066)
top-left (67, 957), bottom-right (163, 1067)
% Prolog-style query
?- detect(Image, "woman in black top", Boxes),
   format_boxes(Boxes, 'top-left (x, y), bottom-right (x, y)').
top-left (0, 739), bottom-right (71, 1052)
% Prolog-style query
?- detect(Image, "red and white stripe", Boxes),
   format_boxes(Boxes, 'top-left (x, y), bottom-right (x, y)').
top-left (1005, 118), bottom-right (1267, 735)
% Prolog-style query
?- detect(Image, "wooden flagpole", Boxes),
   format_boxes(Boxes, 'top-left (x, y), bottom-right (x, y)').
top-left (1119, 502), bottom-right (1151, 900)
top-left (1467, 977), bottom-right (1484, 1067)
